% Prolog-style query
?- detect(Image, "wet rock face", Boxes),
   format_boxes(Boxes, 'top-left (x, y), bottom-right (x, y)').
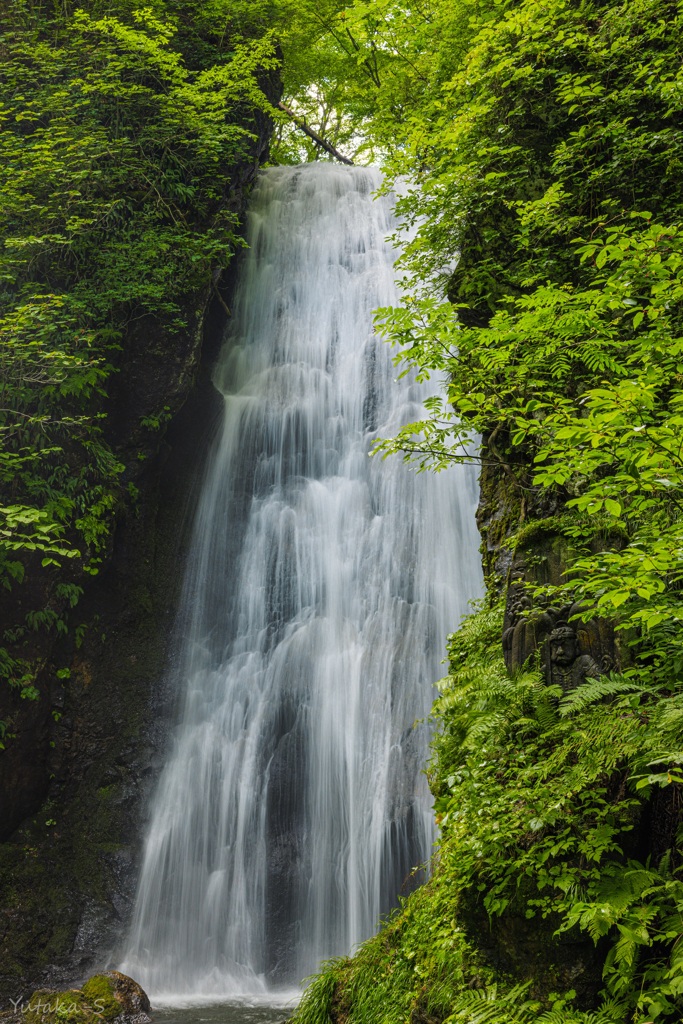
top-left (459, 892), bottom-right (606, 1010)
top-left (0, 276), bottom-right (228, 1004)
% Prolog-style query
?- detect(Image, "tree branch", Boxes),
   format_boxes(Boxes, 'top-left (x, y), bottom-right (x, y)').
top-left (278, 102), bottom-right (354, 166)
top-left (212, 280), bottom-right (231, 320)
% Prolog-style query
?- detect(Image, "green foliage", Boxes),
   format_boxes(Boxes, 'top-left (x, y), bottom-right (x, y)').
top-left (294, 871), bottom-right (480, 1024)
top-left (0, 0), bottom-right (278, 703)
top-left (355, 15), bottom-right (683, 1014)
top-left (366, 0), bottom-right (683, 671)
top-left (268, 0), bottom-right (457, 163)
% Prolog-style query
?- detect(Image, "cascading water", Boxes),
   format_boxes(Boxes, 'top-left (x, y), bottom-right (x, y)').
top-left (120, 164), bottom-right (483, 1000)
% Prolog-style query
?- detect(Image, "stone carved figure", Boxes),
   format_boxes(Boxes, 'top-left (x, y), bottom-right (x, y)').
top-left (501, 537), bottom-right (620, 685)
top-left (546, 622), bottom-right (602, 692)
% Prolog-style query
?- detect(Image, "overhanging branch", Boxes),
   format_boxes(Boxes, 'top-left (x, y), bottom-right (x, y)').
top-left (278, 102), bottom-right (354, 166)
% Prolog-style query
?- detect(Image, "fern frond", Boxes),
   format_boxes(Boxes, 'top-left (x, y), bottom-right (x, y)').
top-left (536, 1010), bottom-right (590, 1024)
top-left (446, 982), bottom-right (537, 1024)
top-left (559, 674), bottom-right (650, 717)
top-left (534, 691), bottom-right (560, 732)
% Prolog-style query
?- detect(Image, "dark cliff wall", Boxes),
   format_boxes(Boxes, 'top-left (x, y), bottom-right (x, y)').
top-left (0, 126), bottom-right (272, 1001)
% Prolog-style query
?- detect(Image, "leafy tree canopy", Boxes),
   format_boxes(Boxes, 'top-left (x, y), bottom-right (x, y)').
top-left (0, 0), bottom-right (277, 709)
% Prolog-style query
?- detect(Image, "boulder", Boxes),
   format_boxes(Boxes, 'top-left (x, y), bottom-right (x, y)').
top-left (5, 972), bottom-right (151, 1024)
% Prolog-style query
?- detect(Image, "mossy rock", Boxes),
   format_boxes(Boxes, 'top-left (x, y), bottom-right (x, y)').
top-left (80, 976), bottom-right (121, 1019)
top-left (23, 989), bottom-right (92, 1024)
top-left (22, 973), bottom-right (150, 1024)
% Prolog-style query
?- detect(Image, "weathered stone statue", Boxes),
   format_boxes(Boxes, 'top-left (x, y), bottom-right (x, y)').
top-left (546, 622), bottom-right (602, 692)
top-left (501, 529), bottom-right (621, 681)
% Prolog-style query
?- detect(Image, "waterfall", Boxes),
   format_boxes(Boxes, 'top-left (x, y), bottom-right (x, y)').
top-left (119, 164), bottom-right (482, 1000)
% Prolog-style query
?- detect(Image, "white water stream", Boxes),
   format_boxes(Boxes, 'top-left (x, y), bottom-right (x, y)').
top-left (119, 164), bottom-right (482, 1001)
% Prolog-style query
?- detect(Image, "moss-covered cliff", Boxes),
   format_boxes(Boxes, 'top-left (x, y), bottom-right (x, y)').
top-left (0, 259), bottom-right (247, 997)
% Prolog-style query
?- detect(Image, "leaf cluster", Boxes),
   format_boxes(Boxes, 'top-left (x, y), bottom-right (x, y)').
top-left (0, 0), bottom-right (277, 702)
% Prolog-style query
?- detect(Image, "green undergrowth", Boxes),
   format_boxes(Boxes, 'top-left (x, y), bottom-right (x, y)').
top-left (0, 0), bottom-right (279, 724)
top-left (293, 606), bottom-right (683, 1024)
top-left (293, 872), bottom-right (484, 1024)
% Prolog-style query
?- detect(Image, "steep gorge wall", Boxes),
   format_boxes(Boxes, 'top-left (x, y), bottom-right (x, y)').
top-left (0, 119), bottom-right (273, 1001)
